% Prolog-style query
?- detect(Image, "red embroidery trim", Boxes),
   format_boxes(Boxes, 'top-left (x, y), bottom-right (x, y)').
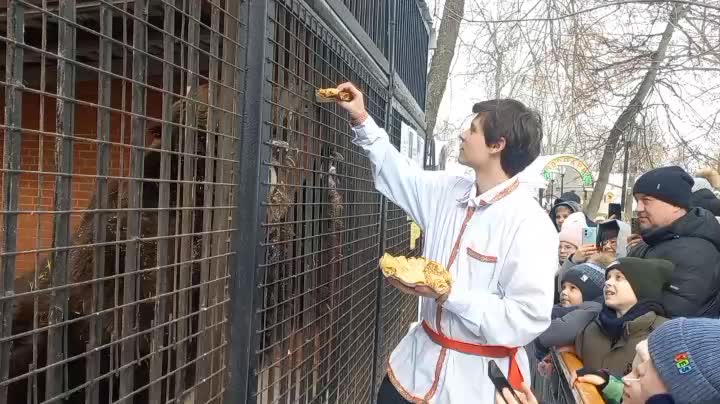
top-left (423, 348), bottom-right (447, 402)
top-left (487, 179), bottom-right (519, 204)
top-left (386, 363), bottom-right (426, 403)
top-left (466, 247), bottom-right (497, 263)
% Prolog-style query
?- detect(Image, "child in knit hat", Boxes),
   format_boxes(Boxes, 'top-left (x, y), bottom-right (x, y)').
top-left (575, 318), bottom-right (720, 404)
top-left (558, 212), bottom-right (584, 265)
top-left (558, 263), bottom-right (606, 306)
top-left (534, 262), bottom-right (607, 367)
top-left (575, 258), bottom-right (674, 377)
top-left (642, 317), bottom-right (720, 403)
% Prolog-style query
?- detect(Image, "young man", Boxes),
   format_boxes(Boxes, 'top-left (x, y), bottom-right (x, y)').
top-left (334, 83), bottom-right (558, 403)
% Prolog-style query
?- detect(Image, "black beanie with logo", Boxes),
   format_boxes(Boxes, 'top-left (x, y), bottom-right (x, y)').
top-left (633, 166), bottom-right (694, 209)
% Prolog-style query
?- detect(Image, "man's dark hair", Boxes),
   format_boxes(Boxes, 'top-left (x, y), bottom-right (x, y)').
top-left (472, 99), bottom-right (543, 177)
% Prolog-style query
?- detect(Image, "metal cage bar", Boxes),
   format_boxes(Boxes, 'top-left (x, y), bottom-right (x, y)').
top-left (0, 2), bottom-right (25, 403)
top-left (46, 1), bottom-right (76, 400)
top-left (394, 0), bottom-right (429, 110)
top-left (1, 1), bottom-right (248, 403)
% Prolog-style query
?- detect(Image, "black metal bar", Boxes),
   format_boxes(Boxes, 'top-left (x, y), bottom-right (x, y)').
top-left (45, 0), bottom-right (75, 401)
top-left (309, 0), bottom-right (390, 86)
top-left (194, 1), bottom-right (222, 400)
top-left (148, 1), bottom-right (177, 402)
top-left (227, 0), bottom-right (268, 401)
top-left (369, 0), bottom-right (397, 398)
top-left (29, 2), bottom-right (50, 400)
top-left (217, 1), bottom-right (246, 400)
top-left (119, 0), bottom-right (149, 401)
top-left (86, 2), bottom-right (113, 403)
top-left (0, 2), bottom-right (24, 403)
top-left (175, 0), bottom-right (201, 399)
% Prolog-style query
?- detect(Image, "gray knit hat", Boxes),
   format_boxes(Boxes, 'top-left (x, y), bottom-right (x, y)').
top-left (648, 317), bottom-right (720, 403)
top-left (561, 263), bottom-right (606, 302)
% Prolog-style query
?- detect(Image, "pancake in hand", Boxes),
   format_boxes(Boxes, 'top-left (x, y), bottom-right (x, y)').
top-left (379, 253), bottom-right (452, 295)
top-left (315, 88), bottom-right (353, 103)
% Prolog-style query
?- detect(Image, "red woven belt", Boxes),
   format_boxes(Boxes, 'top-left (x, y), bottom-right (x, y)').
top-left (422, 320), bottom-right (524, 390)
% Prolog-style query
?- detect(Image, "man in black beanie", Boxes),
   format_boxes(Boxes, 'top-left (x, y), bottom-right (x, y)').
top-left (628, 166), bottom-right (720, 318)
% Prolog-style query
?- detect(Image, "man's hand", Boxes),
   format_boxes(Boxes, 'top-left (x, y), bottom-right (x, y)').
top-left (386, 278), bottom-right (448, 303)
top-left (494, 383), bottom-right (538, 404)
top-left (572, 244), bottom-right (597, 264)
top-left (627, 234), bottom-right (643, 250)
top-left (335, 82), bottom-right (367, 124)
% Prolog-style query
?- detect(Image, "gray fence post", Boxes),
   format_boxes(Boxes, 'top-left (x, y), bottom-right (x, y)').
top-left (227, 0), bottom-right (269, 403)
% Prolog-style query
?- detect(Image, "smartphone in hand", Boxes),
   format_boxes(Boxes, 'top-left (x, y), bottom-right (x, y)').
top-left (582, 226), bottom-right (598, 246)
top-left (488, 360), bottom-right (520, 403)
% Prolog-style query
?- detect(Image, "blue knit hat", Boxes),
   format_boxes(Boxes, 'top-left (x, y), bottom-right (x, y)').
top-left (647, 317), bottom-right (720, 403)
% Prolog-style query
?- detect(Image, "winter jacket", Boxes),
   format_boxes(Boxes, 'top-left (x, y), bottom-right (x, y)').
top-left (575, 311), bottom-right (667, 377)
top-left (628, 207), bottom-right (720, 318)
top-left (536, 301), bottom-right (602, 354)
top-left (690, 188), bottom-right (720, 216)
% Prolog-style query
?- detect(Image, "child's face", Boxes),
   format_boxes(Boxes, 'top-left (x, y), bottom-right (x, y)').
top-left (559, 281), bottom-right (583, 307)
top-left (622, 340), bottom-right (651, 404)
top-left (555, 206), bottom-right (572, 228)
top-left (637, 357), bottom-right (669, 399)
top-left (604, 269), bottom-right (638, 315)
top-left (559, 241), bottom-right (577, 263)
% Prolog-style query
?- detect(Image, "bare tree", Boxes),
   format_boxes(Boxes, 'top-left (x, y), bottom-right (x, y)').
top-left (586, 4), bottom-right (687, 216)
top-left (426, 0), bottom-right (466, 139)
top-left (437, 0), bottom-right (720, 204)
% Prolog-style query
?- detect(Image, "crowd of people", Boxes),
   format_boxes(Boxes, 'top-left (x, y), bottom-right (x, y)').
top-left (512, 166), bottom-right (720, 403)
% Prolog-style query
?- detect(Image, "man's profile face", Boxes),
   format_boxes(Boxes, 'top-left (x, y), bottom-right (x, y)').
top-left (635, 193), bottom-right (683, 230)
top-left (457, 114), bottom-right (500, 171)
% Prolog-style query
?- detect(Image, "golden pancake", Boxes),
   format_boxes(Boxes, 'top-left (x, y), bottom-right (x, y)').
top-left (315, 88), bottom-right (353, 103)
top-left (379, 253), bottom-right (452, 294)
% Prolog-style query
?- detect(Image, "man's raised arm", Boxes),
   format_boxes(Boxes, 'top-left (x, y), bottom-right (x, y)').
top-left (335, 82), bottom-right (454, 230)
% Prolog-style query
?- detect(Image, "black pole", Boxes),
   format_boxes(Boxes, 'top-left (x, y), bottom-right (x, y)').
top-left (560, 172), bottom-right (565, 196)
top-left (370, 0), bottom-right (397, 399)
top-left (227, 0), bottom-right (266, 402)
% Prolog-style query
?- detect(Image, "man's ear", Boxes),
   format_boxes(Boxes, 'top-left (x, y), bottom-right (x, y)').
top-left (488, 137), bottom-right (506, 155)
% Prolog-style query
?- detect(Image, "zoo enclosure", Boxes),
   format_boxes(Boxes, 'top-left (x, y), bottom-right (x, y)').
top-left (0, 0), bottom-right (431, 403)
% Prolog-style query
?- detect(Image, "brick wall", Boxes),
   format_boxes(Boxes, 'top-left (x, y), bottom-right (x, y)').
top-left (1, 78), bottom-right (165, 278)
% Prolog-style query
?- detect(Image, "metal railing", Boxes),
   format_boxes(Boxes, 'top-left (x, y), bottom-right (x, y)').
top-left (529, 346), bottom-right (606, 404)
